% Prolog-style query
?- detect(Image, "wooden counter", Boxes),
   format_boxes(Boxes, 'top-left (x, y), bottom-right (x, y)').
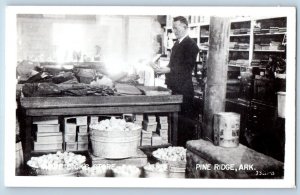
top-left (20, 95), bottom-right (183, 161)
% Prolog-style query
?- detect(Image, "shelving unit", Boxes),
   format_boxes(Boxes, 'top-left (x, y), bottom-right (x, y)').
top-left (251, 17), bottom-right (287, 69)
top-left (226, 20), bottom-right (251, 99)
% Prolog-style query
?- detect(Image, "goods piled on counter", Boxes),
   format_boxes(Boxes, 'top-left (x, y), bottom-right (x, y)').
top-left (112, 165), bottom-right (141, 177)
top-left (64, 116), bottom-right (89, 151)
top-left (27, 151), bottom-right (86, 176)
top-left (33, 116), bottom-right (62, 152)
top-left (22, 83), bottom-right (116, 97)
top-left (89, 117), bottom-right (141, 159)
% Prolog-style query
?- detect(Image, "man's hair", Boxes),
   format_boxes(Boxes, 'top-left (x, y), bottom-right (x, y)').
top-left (173, 16), bottom-right (188, 28)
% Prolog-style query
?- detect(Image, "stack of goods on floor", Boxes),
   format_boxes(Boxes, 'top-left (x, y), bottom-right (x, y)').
top-left (157, 116), bottom-right (169, 144)
top-left (133, 114), bottom-right (144, 146)
top-left (140, 114), bottom-right (169, 146)
top-left (33, 117), bottom-right (62, 152)
top-left (141, 114), bottom-right (159, 146)
top-left (148, 146), bottom-right (187, 178)
top-left (64, 116), bottom-right (88, 152)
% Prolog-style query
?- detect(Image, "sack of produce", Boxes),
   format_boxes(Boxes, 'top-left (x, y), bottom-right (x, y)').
top-left (26, 151), bottom-right (86, 176)
top-left (112, 165), bottom-right (141, 178)
top-left (22, 83), bottom-right (62, 97)
top-left (89, 117), bottom-right (141, 159)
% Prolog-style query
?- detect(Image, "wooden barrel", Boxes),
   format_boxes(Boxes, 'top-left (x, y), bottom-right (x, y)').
top-left (213, 112), bottom-right (240, 148)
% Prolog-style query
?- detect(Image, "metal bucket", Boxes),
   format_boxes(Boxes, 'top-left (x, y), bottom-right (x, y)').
top-left (90, 128), bottom-right (141, 159)
top-left (213, 112), bottom-right (240, 148)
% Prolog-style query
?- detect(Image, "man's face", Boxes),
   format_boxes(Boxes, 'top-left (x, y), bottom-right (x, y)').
top-left (172, 21), bottom-right (187, 39)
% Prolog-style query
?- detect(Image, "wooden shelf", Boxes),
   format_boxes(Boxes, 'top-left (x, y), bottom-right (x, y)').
top-left (254, 50), bottom-right (285, 52)
top-left (230, 34), bottom-right (251, 37)
top-left (228, 64), bottom-right (247, 67)
top-left (229, 49), bottom-right (249, 52)
top-left (254, 32), bottom-right (286, 36)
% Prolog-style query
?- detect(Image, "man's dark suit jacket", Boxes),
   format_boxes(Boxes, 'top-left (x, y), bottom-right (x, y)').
top-left (165, 36), bottom-right (200, 99)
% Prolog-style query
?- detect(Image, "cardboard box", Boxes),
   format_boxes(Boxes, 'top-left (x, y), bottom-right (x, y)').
top-left (65, 142), bottom-right (77, 151)
top-left (142, 121), bottom-right (157, 132)
top-left (158, 116), bottom-right (168, 123)
top-left (159, 123), bottom-right (169, 129)
top-left (135, 114), bottom-right (144, 122)
top-left (36, 132), bottom-right (62, 143)
top-left (64, 133), bottom-right (76, 142)
top-left (90, 116), bottom-right (99, 124)
top-left (34, 142), bottom-right (62, 151)
top-left (152, 134), bottom-right (162, 146)
top-left (65, 123), bottom-right (77, 134)
top-left (78, 125), bottom-right (88, 133)
top-left (36, 124), bottom-right (60, 133)
top-left (33, 116), bottom-right (59, 125)
top-left (76, 116), bottom-right (87, 126)
top-left (77, 142), bottom-right (88, 151)
top-left (77, 132), bottom-right (89, 142)
top-left (144, 115), bottom-right (157, 123)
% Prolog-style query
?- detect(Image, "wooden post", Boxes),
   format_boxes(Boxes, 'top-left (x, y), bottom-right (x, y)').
top-left (202, 17), bottom-right (230, 141)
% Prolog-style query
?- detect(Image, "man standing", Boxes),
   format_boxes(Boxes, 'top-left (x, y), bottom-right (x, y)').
top-left (153, 16), bottom-right (200, 146)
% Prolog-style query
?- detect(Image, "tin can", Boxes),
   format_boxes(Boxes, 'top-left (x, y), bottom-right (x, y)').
top-left (213, 112), bottom-right (240, 148)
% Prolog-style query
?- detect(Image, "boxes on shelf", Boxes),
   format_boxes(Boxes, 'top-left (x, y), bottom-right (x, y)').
top-left (64, 116), bottom-right (87, 127)
top-left (78, 132), bottom-right (89, 142)
top-left (142, 121), bottom-right (157, 132)
top-left (77, 142), bottom-right (88, 151)
top-left (65, 142), bottom-right (77, 151)
top-left (141, 130), bottom-right (152, 146)
top-left (76, 116), bottom-right (87, 126)
top-left (34, 142), bottom-right (62, 151)
top-left (134, 114), bottom-right (144, 126)
top-left (152, 133), bottom-right (163, 146)
top-left (78, 125), bottom-right (88, 133)
top-left (90, 115), bottom-right (122, 124)
top-left (143, 114), bottom-right (157, 123)
top-left (64, 133), bottom-right (76, 142)
top-left (157, 116), bottom-right (168, 124)
top-left (33, 116), bottom-right (59, 125)
top-left (64, 123), bottom-right (77, 134)
top-left (36, 124), bottom-right (60, 133)
top-left (123, 114), bottom-right (134, 122)
top-left (36, 132), bottom-right (63, 143)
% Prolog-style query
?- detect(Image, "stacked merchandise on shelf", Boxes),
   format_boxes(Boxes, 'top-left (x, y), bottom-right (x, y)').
top-left (33, 117), bottom-right (62, 151)
top-left (134, 114), bottom-right (144, 146)
top-left (142, 115), bottom-right (160, 146)
top-left (231, 28), bottom-right (250, 34)
top-left (64, 116), bottom-right (88, 152)
top-left (139, 114), bottom-right (169, 146)
top-left (229, 42), bottom-right (249, 50)
top-left (157, 116), bottom-right (169, 145)
top-left (236, 59), bottom-right (249, 66)
top-left (200, 42), bottom-right (209, 50)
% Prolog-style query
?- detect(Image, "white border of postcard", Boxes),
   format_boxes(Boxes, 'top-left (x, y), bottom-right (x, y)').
top-left (5, 6), bottom-right (296, 188)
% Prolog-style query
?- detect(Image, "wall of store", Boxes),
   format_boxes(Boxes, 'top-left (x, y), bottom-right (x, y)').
top-left (17, 15), bottom-right (162, 70)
